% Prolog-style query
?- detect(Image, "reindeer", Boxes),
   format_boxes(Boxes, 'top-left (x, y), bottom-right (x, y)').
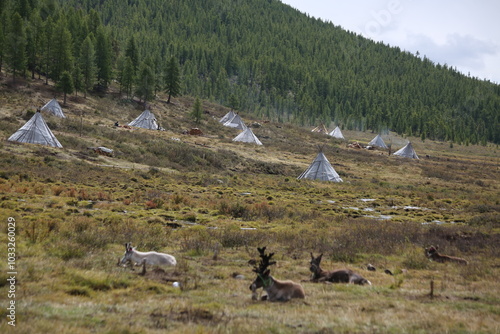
top-left (309, 253), bottom-right (371, 285)
top-left (249, 247), bottom-right (305, 302)
top-left (425, 246), bottom-right (468, 265)
top-left (119, 242), bottom-right (177, 267)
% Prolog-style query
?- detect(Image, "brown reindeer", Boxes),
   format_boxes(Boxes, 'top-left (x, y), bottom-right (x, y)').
top-left (249, 247), bottom-right (305, 302)
top-left (309, 253), bottom-right (371, 285)
top-left (425, 246), bottom-right (468, 265)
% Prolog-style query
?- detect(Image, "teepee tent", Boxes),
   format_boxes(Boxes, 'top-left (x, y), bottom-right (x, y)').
top-left (128, 110), bottom-right (158, 130)
top-left (232, 127), bottom-right (263, 145)
top-left (41, 98), bottom-right (65, 118)
top-left (329, 126), bottom-right (345, 140)
top-left (219, 110), bottom-right (235, 124)
top-left (368, 134), bottom-right (388, 149)
top-left (223, 114), bottom-right (247, 130)
top-left (297, 151), bottom-right (343, 182)
top-left (393, 142), bottom-right (419, 159)
top-left (311, 123), bottom-right (328, 134)
top-left (8, 111), bottom-right (63, 148)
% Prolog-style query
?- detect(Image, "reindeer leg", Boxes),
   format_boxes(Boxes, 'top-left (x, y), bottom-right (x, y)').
top-left (251, 285), bottom-right (258, 301)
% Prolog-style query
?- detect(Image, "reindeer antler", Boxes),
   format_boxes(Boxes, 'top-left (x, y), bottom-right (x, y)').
top-left (252, 247), bottom-right (276, 274)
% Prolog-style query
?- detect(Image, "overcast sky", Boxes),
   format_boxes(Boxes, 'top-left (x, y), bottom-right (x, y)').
top-left (280, 0), bottom-right (500, 84)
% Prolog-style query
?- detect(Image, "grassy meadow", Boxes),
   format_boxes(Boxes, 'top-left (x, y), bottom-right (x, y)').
top-left (0, 76), bottom-right (499, 333)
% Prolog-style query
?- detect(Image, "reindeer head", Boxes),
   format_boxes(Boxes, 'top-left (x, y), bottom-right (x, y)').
top-left (425, 246), bottom-right (438, 258)
top-left (120, 242), bottom-right (134, 265)
top-left (309, 253), bottom-right (323, 274)
top-left (249, 247), bottom-right (276, 291)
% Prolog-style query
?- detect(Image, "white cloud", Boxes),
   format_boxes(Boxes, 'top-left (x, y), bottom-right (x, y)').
top-left (388, 32), bottom-right (498, 79)
top-left (280, 0), bottom-right (500, 83)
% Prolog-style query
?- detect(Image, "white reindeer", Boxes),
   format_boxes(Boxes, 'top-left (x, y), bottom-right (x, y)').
top-left (120, 242), bottom-right (176, 267)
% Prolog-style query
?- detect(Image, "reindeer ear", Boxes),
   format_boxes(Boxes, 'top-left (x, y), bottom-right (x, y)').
top-left (310, 252), bottom-right (314, 259)
top-left (263, 269), bottom-right (270, 276)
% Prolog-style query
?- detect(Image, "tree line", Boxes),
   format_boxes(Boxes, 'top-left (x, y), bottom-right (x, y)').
top-left (1, 0), bottom-right (499, 145)
top-left (0, 0), bottom-right (180, 106)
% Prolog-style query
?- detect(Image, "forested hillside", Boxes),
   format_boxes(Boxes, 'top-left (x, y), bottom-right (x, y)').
top-left (1, 0), bottom-right (499, 144)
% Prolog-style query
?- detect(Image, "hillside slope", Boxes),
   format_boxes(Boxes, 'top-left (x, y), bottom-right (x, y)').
top-left (1, 0), bottom-right (499, 144)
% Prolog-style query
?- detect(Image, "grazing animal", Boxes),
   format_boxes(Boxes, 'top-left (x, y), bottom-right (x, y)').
top-left (249, 247), bottom-right (305, 302)
top-left (425, 246), bottom-right (468, 265)
top-left (120, 242), bottom-right (177, 267)
top-left (309, 253), bottom-right (371, 285)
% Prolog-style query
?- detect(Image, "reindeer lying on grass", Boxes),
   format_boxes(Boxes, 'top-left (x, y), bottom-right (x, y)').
top-left (309, 253), bottom-right (371, 285)
top-left (119, 242), bottom-right (177, 267)
top-left (249, 247), bottom-right (305, 302)
top-left (425, 246), bottom-right (468, 265)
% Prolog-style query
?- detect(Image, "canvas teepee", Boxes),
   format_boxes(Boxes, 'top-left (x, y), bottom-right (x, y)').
top-left (297, 150), bottom-right (343, 182)
top-left (232, 127), bottom-right (262, 145)
top-left (128, 110), bottom-right (158, 130)
top-left (311, 123), bottom-right (329, 134)
top-left (8, 111), bottom-right (63, 148)
top-left (219, 110), bottom-right (235, 124)
top-left (223, 114), bottom-right (247, 130)
top-left (329, 126), bottom-right (345, 140)
top-left (393, 142), bottom-right (419, 159)
top-left (41, 98), bottom-right (65, 118)
top-left (368, 134), bottom-right (388, 149)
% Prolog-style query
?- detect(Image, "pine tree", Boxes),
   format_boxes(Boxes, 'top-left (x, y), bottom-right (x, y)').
top-left (87, 9), bottom-right (101, 36)
top-left (135, 62), bottom-right (155, 105)
top-left (26, 10), bottom-right (43, 79)
top-left (228, 93), bottom-right (239, 110)
top-left (120, 56), bottom-right (135, 99)
top-left (164, 56), bottom-right (181, 104)
top-left (41, 17), bottom-right (54, 84)
top-left (16, 0), bottom-right (31, 19)
top-left (6, 13), bottom-right (27, 82)
top-left (51, 17), bottom-right (73, 81)
top-left (57, 70), bottom-right (74, 105)
top-left (0, 19), bottom-right (4, 73)
top-left (95, 26), bottom-right (112, 89)
top-left (73, 64), bottom-right (83, 97)
top-left (125, 35), bottom-right (139, 76)
top-left (191, 98), bottom-right (203, 123)
top-left (79, 35), bottom-right (96, 98)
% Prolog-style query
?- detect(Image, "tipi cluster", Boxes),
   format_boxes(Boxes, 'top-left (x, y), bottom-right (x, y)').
top-left (219, 110), bottom-right (262, 146)
top-left (303, 123), bottom-right (419, 182)
top-left (7, 99), bottom-right (420, 183)
top-left (8, 99), bottom-right (65, 148)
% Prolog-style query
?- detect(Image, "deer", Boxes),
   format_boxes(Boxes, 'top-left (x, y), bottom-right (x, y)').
top-left (119, 242), bottom-right (177, 267)
top-left (309, 253), bottom-right (371, 285)
top-left (425, 246), bottom-right (468, 265)
top-left (249, 247), bottom-right (305, 302)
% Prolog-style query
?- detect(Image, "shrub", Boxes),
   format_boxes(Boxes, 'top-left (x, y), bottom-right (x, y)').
top-left (401, 245), bottom-right (429, 269)
top-left (52, 185), bottom-right (65, 196)
top-left (217, 201), bottom-right (249, 219)
top-left (24, 219), bottom-right (58, 243)
top-left (49, 240), bottom-right (86, 260)
top-left (213, 226), bottom-right (269, 250)
top-left (177, 225), bottom-right (216, 256)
